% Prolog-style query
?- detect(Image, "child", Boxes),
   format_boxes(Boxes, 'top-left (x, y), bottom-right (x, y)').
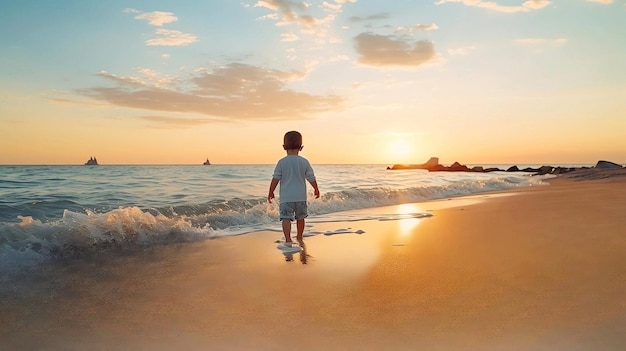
top-left (268, 131), bottom-right (320, 245)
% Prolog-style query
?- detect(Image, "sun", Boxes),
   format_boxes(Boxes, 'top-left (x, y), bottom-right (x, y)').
top-left (389, 140), bottom-right (411, 160)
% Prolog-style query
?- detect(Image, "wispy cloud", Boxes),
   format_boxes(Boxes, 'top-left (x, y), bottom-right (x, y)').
top-left (78, 63), bottom-right (343, 125)
top-left (280, 32), bottom-right (300, 42)
top-left (139, 115), bottom-right (226, 129)
top-left (435, 0), bottom-right (551, 13)
top-left (354, 33), bottom-right (437, 67)
top-left (349, 13), bottom-right (390, 23)
top-left (585, 0), bottom-right (613, 3)
top-left (252, 0), bottom-right (357, 71)
top-left (146, 29), bottom-right (198, 46)
top-left (255, 0), bottom-right (316, 29)
top-left (124, 9), bottom-right (178, 26)
top-left (125, 8), bottom-right (197, 47)
top-left (397, 23), bottom-right (439, 32)
top-left (96, 68), bottom-right (176, 89)
top-left (254, 0), bottom-right (354, 37)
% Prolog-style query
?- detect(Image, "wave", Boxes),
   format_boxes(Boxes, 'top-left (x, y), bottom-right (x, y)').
top-left (0, 175), bottom-right (549, 276)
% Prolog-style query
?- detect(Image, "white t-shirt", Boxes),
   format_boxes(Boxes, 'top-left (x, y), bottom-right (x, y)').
top-left (272, 155), bottom-right (316, 202)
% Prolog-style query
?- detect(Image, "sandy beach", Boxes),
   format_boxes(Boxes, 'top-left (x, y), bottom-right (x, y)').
top-left (2, 169), bottom-right (626, 351)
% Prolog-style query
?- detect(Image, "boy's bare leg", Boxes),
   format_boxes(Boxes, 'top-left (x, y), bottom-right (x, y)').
top-left (296, 219), bottom-right (305, 241)
top-left (282, 219), bottom-right (292, 243)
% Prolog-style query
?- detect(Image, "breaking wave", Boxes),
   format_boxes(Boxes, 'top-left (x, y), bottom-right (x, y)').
top-left (0, 174), bottom-right (549, 276)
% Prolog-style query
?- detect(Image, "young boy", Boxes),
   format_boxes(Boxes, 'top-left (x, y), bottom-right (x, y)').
top-left (268, 131), bottom-right (320, 245)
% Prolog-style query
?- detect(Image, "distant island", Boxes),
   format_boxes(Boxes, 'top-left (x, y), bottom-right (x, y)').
top-left (84, 157), bottom-right (99, 165)
top-left (203, 158), bottom-right (211, 165)
top-left (387, 157), bottom-right (623, 175)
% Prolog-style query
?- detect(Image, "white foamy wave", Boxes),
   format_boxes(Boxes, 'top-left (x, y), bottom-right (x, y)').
top-left (0, 174), bottom-right (547, 276)
top-left (0, 207), bottom-right (217, 276)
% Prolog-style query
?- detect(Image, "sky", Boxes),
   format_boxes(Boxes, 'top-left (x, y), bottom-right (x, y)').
top-left (1, 0), bottom-right (625, 165)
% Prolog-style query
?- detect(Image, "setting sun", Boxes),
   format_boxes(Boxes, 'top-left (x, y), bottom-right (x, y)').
top-left (389, 140), bottom-right (411, 161)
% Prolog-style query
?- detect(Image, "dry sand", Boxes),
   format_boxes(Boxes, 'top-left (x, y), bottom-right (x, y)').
top-left (2, 169), bottom-right (626, 350)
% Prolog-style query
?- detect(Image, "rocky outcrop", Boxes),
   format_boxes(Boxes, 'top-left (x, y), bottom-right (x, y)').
top-left (595, 160), bottom-right (622, 169)
top-left (84, 157), bottom-right (99, 165)
top-left (389, 157), bottom-right (440, 170)
top-left (387, 157), bottom-right (623, 175)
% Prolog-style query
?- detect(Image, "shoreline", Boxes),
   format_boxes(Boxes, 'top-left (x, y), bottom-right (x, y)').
top-left (2, 169), bottom-right (626, 350)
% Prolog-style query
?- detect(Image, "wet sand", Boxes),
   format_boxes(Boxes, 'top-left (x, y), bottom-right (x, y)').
top-left (2, 169), bottom-right (626, 350)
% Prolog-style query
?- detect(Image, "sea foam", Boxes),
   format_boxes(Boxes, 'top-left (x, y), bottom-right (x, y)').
top-left (0, 166), bottom-right (551, 277)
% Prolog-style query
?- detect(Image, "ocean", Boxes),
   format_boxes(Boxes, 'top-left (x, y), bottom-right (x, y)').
top-left (0, 164), bottom-right (562, 277)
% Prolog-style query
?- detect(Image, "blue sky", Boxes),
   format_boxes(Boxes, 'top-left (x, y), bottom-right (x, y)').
top-left (1, 0), bottom-right (625, 165)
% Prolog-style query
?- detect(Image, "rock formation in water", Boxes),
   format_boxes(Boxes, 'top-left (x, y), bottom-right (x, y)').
top-left (387, 157), bottom-right (623, 175)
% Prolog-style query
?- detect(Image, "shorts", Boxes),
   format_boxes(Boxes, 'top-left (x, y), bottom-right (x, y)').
top-left (279, 201), bottom-right (308, 221)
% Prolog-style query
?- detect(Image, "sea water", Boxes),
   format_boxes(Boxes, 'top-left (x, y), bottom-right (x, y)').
top-left (0, 164), bottom-right (562, 276)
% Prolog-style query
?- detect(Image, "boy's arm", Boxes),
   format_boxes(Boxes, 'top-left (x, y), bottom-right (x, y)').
top-left (268, 178), bottom-right (279, 203)
top-left (309, 180), bottom-right (320, 199)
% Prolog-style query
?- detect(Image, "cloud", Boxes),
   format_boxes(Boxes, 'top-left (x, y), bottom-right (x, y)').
top-left (523, 0), bottom-right (551, 10)
top-left (354, 33), bottom-right (437, 67)
top-left (258, 13), bottom-right (280, 21)
top-left (397, 23), bottom-right (439, 32)
top-left (96, 71), bottom-right (145, 87)
top-left (94, 68), bottom-right (177, 90)
top-left (255, 0), bottom-right (353, 33)
top-left (255, 0), bottom-right (314, 27)
top-left (125, 8), bottom-right (197, 47)
top-left (435, 0), bottom-right (551, 13)
top-left (146, 28), bottom-right (198, 46)
top-left (253, 0), bottom-right (356, 63)
top-left (585, 0), bottom-right (613, 3)
top-left (281, 32), bottom-right (300, 42)
top-left (78, 63), bottom-right (343, 123)
top-left (124, 9), bottom-right (178, 26)
top-left (349, 13), bottom-right (390, 23)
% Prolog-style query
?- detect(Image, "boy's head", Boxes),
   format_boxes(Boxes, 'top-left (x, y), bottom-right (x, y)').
top-left (283, 131), bottom-right (303, 150)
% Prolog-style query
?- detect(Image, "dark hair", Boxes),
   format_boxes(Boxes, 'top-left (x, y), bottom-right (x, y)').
top-left (283, 131), bottom-right (303, 150)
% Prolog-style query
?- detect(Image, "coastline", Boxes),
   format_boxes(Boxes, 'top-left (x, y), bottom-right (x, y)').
top-left (2, 169), bottom-right (626, 350)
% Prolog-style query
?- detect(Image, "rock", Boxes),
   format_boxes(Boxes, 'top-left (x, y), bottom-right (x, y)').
top-left (447, 162), bottom-right (469, 172)
top-left (537, 166), bottom-right (554, 175)
top-left (595, 160), bottom-right (623, 169)
top-left (424, 157), bottom-right (439, 168)
top-left (429, 164), bottom-right (447, 171)
top-left (553, 167), bottom-right (571, 174)
top-left (388, 157), bottom-right (440, 170)
top-left (387, 157), bottom-right (620, 175)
